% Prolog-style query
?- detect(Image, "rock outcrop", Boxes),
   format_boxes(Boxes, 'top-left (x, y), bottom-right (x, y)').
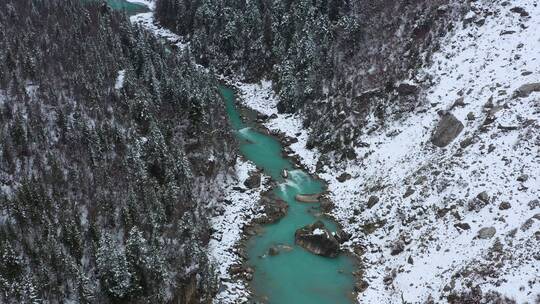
top-left (514, 82), bottom-right (540, 98)
top-left (261, 198), bottom-right (288, 223)
top-left (294, 221), bottom-right (340, 257)
top-left (244, 171), bottom-right (261, 189)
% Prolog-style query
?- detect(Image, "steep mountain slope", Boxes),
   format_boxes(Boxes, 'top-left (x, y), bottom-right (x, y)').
top-left (237, 0), bottom-right (540, 302)
top-left (0, 1), bottom-right (235, 303)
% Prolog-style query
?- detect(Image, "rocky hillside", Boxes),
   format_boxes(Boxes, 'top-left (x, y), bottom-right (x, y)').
top-left (0, 1), bottom-right (235, 303)
top-left (236, 0), bottom-right (540, 302)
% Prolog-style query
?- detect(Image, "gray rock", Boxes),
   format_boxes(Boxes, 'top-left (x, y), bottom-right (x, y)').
top-left (268, 246), bottom-right (279, 256)
top-left (514, 83), bottom-right (540, 98)
top-left (510, 6), bottom-right (529, 17)
top-left (262, 198), bottom-right (288, 223)
top-left (320, 197), bottom-right (335, 213)
top-left (521, 218), bottom-right (534, 231)
top-left (467, 112), bottom-right (475, 121)
top-left (390, 241), bottom-right (405, 255)
top-left (334, 228), bottom-right (351, 244)
top-left (499, 202), bottom-right (511, 210)
top-left (477, 227), bottom-right (496, 239)
top-left (460, 137), bottom-right (474, 149)
top-left (431, 113), bottom-right (464, 147)
top-left (455, 222), bottom-right (471, 230)
top-left (367, 195), bottom-right (380, 209)
top-left (396, 83), bottom-right (419, 95)
top-left (403, 186), bottom-right (415, 198)
top-left (452, 97), bottom-right (466, 109)
top-left (337, 172), bottom-right (352, 183)
top-left (529, 199), bottom-right (540, 210)
top-left (477, 191), bottom-right (490, 203)
top-left (517, 174), bottom-right (529, 182)
top-left (295, 221), bottom-right (340, 257)
top-left (244, 172), bottom-right (261, 189)
top-left (354, 280), bottom-right (369, 292)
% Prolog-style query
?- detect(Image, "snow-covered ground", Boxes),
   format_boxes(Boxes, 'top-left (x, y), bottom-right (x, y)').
top-left (238, 0), bottom-right (540, 302)
top-left (208, 160), bottom-right (266, 304)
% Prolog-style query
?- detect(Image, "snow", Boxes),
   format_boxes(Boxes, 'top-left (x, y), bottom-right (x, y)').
top-left (207, 160), bottom-right (266, 304)
top-left (129, 11), bottom-right (188, 50)
top-left (237, 0), bottom-right (540, 302)
top-left (235, 80), bottom-right (320, 173)
top-left (312, 228), bottom-right (325, 236)
top-left (126, 0), bottom-right (154, 10)
top-left (114, 69), bottom-right (125, 90)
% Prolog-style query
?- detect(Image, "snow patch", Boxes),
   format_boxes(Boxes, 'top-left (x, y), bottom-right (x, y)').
top-left (114, 69), bottom-right (125, 90)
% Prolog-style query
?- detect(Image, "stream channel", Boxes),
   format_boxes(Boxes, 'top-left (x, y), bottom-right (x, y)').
top-left (221, 87), bottom-right (356, 304)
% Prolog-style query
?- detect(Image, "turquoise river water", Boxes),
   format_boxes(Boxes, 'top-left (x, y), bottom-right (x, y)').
top-left (221, 87), bottom-right (355, 304)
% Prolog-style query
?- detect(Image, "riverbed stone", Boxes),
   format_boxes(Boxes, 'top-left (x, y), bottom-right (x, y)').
top-left (431, 113), bottom-right (464, 147)
top-left (262, 198), bottom-right (288, 223)
top-left (334, 228), bottom-right (351, 244)
top-left (355, 280), bottom-right (369, 292)
top-left (320, 196), bottom-right (335, 212)
top-left (268, 246), bottom-right (279, 256)
top-left (294, 221), bottom-right (340, 258)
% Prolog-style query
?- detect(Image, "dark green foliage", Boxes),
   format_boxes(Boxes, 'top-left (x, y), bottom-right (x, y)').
top-left (0, 0), bottom-right (232, 302)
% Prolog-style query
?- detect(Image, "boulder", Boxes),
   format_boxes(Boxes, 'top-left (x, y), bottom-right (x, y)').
top-left (319, 196), bottom-right (335, 212)
top-left (431, 113), bottom-right (464, 147)
top-left (517, 174), bottom-right (529, 182)
top-left (403, 186), bottom-right (415, 198)
top-left (476, 191), bottom-right (490, 203)
top-left (334, 228), bottom-right (351, 244)
top-left (367, 196), bottom-right (380, 209)
top-left (294, 221), bottom-right (340, 257)
top-left (268, 246), bottom-right (279, 256)
top-left (460, 137), bottom-right (474, 149)
top-left (354, 280), bottom-right (369, 292)
top-left (468, 192), bottom-right (490, 212)
top-left (337, 172), bottom-right (352, 183)
top-left (396, 82), bottom-right (419, 95)
top-left (262, 198), bottom-right (288, 223)
top-left (514, 83), bottom-right (540, 98)
top-left (244, 172), bottom-right (261, 189)
top-left (499, 202), bottom-right (511, 210)
top-left (477, 227), bottom-right (496, 239)
top-left (390, 241), bottom-right (405, 255)
top-left (295, 193), bottom-right (320, 203)
top-left (510, 6), bottom-right (529, 17)
top-left (454, 222), bottom-right (471, 230)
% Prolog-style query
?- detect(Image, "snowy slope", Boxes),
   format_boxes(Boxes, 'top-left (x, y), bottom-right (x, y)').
top-left (239, 0), bottom-right (540, 302)
top-left (208, 160), bottom-right (266, 304)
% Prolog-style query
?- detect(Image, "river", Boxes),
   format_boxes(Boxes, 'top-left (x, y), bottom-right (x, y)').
top-left (221, 87), bottom-right (355, 304)
top-left (101, 0), bottom-right (357, 301)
